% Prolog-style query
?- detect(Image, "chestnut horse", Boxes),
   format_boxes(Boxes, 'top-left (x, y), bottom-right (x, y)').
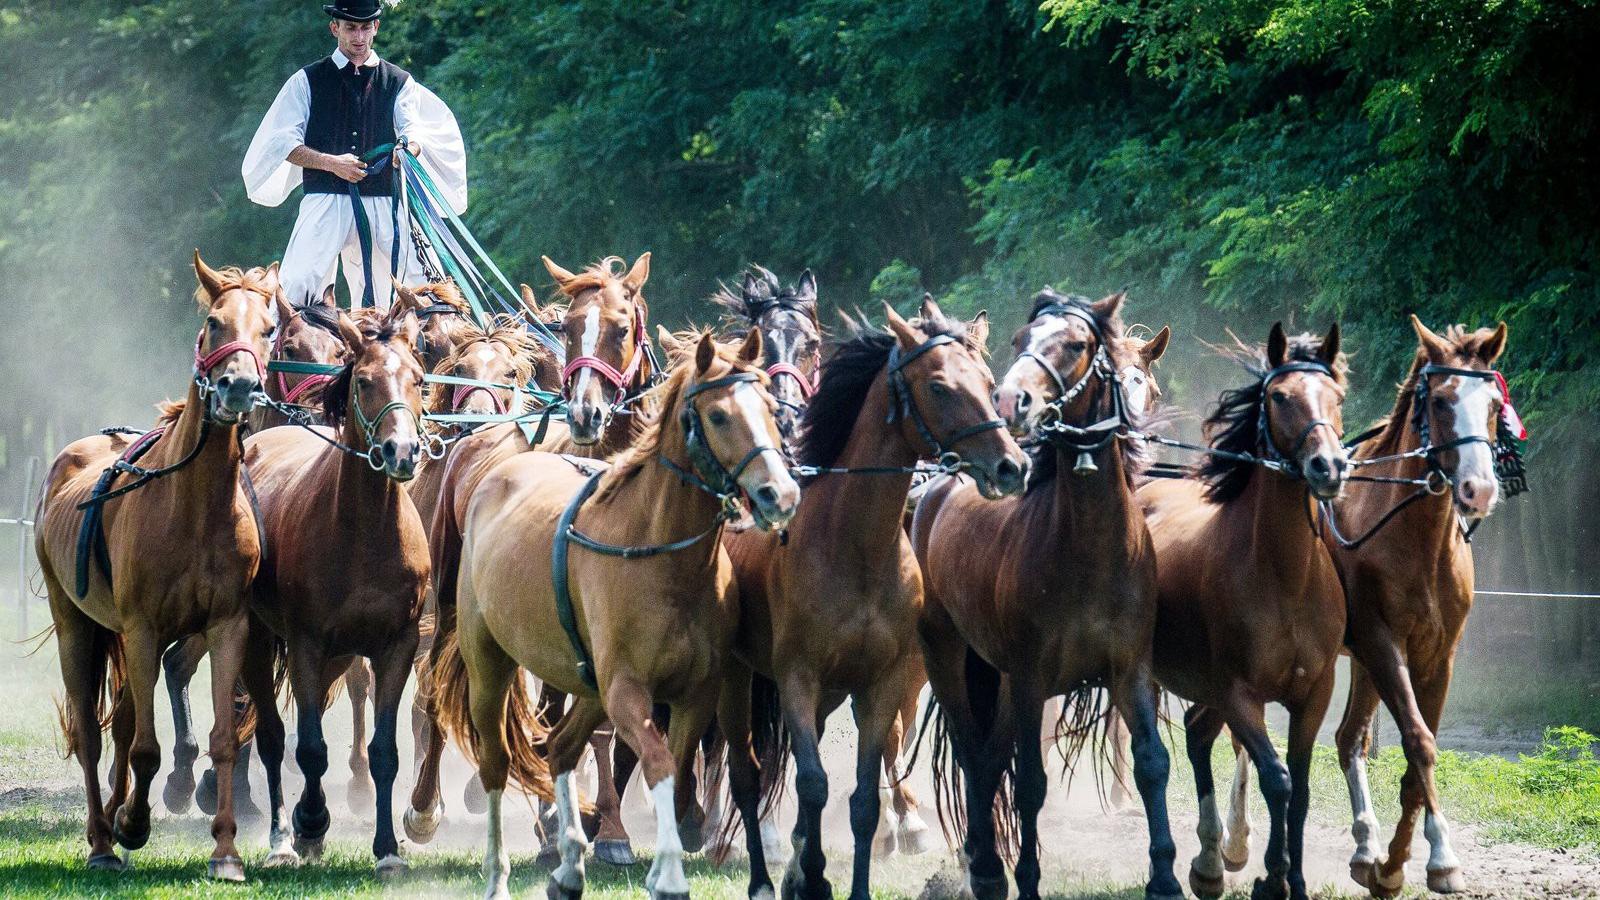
top-left (161, 282), bottom-right (351, 820)
top-left (239, 309), bottom-right (430, 877)
top-left (431, 330), bottom-right (800, 900)
top-left (393, 280), bottom-right (479, 372)
top-left (722, 301), bottom-right (1028, 900)
top-left (34, 253), bottom-right (277, 880)
top-left (1139, 323), bottom-right (1349, 900)
top-left (1213, 317), bottom-right (1517, 897)
top-left (405, 254), bottom-right (661, 850)
top-left (912, 289), bottom-right (1182, 900)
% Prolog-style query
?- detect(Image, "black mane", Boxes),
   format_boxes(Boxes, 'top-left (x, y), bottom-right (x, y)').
top-left (1197, 333), bottom-right (1345, 504)
top-left (709, 264), bottom-right (817, 325)
top-left (322, 320), bottom-right (406, 428)
top-left (290, 296), bottom-right (341, 336)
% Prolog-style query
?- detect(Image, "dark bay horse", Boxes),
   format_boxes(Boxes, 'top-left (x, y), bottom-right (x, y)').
top-left (241, 309), bottom-right (430, 877)
top-left (722, 301), bottom-right (1028, 900)
top-left (161, 282), bottom-right (351, 819)
top-left (431, 330), bottom-right (800, 900)
top-left (912, 289), bottom-right (1182, 900)
top-left (1139, 323), bottom-right (1349, 900)
top-left (34, 253), bottom-right (277, 880)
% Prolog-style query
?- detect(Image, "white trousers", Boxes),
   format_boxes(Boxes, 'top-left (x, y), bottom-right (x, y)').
top-left (279, 192), bottom-right (422, 311)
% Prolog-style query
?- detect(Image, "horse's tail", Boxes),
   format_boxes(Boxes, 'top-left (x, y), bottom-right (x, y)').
top-left (53, 624), bottom-right (127, 761)
top-left (707, 670), bottom-right (790, 863)
top-left (1050, 682), bottom-right (1115, 803)
top-left (430, 627), bottom-right (557, 803)
top-left (927, 698), bottom-right (1020, 863)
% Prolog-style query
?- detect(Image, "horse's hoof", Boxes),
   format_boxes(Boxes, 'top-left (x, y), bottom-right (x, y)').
top-left (1222, 837), bottom-right (1251, 872)
top-left (1189, 867), bottom-right (1225, 900)
top-left (679, 817), bottom-right (706, 855)
top-left (87, 851), bottom-right (128, 872)
top-left (262, 846), bottom-right (301, 868)
top-left (293, 803), bottom-right (331, 842)
top-left (1146, 885), bottom-right (1186, 900)
top-left (347, 776), bottom-right (376, 814)
top-left (293, 834), bottom-right (326, 863)
top-left (1368, 862), bottom-right (1405, 898)
top-left (594, 839), bottom-right (638, 866)
top-left (967, 872), bottom-right (1008, 900)
top-left (463, 774), bottom-right (489, 815)
top-left (163, 775), bottom-right (196, 815)
top-left (376, 854), bottom-right (409, 881)
top-left (111, 806), bottom-right (150, 851)
top-left (1427, 866), bottom-right (1465, 894)
top-left (900, 822), bottom-right (937, 856)
top-left (872, 830), bottom-right (896, 860)
top-left (652, 892), bottom-right (689, 900)
top-left (546, 874), bottom-right (584, 900)
top-left (780, 869), bottom-right (831, 900)
top-left (403, 804), bottom-right (443, 844)
top-left (1251, 876), bottom-right (1290, 900)
top-left (536, 841), bottom-right (562, 868)
top-left (196, 769), bottom-right (219, 816)
top-left (1349, 859), bottom-right (1375, 890)
top-left (208, 855), bottom-right (247, 882)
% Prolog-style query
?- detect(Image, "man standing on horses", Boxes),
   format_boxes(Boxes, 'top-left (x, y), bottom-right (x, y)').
top-left (242, 0), bottom-right (467, 310)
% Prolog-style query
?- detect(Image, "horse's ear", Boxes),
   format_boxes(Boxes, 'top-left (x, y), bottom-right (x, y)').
top-left (193, 249), bottom-right (226, 299)
top-left (519, 283), bottom-right (545, 320)
top-left (393, 284), bottom-right (419, 313)
top-left (394, 309), bottom-right (420, 351)
top-left (624, 252), bottom-right (652, 294)
top-left (319, 283), bottom-right (338, 308)
top-left (656, 325), bottom-right (685, 360)
top-left (695, 331), bottom-right (716, 375)
top-left (884, 303), bottom-right (922, 350)
top-left (1409, 314), bottom-right (1452, 361)
top-left (1141, 326), bottom-right (1171, 365)
top-left (918, 293), bottom-right (944, 325)
top-left (741, 270), bottom-right (762, 301)
top-left (336, 311), bottom-right (365, 355)
top-left (1318, 322), bottom-right (1341, 365)
top-left (966, 310), bottom-right (990, 351)
top-left (738, 327), bottom-right (764, 364)
top-left (1480, 321), bottom-right (1508, 364)
top-left (1091, 289), bottom-right (1126, 322)
top-left (262, 261), bottom-right (281, 295)
top-left (273, 289), bottom-right (295, 328)
top-left (795, 269), bottom-right (818, 304)
top-left (1267, 322), bottom-right (1288, 367)
top-left (543, 255), bottom-right (578, 287)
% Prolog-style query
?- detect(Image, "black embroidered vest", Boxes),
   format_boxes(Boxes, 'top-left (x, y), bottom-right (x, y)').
top-left (301, 56), bottom-right (410, 197)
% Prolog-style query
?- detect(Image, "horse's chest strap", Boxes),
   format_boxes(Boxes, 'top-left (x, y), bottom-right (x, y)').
top-left (552, 473), bottom-right (605, 690)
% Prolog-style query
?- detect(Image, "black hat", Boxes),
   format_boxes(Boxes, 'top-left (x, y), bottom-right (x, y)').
top-left (324, 0), bottom-right (381, 22)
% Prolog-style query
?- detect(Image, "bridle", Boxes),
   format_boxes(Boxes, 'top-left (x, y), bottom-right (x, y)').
top-left (411, 293), bottom-right (468, 364)
top-left (560, 301), bottom-right (659, 417)
top-left (1255, 360), bottom-right (1343, 477)
top-left (1021, 301), bottom-right (1133, 474)
top-left (886, 333), bottom-right (1006, 473)
top-left (659, 372), bottom-right (786, 520)
top-left (347, 365), bottom-right (444, 471)
top-left (765, 358), bottom-right (820, 403)
top-left (192, 326), bottom-right (266, 418)
top-left (268, 312), bottom-right (340, 407)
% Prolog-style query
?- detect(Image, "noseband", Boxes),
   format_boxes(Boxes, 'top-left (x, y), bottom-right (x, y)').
top-left (349, 375), bottom-right (436, 472)
top-left (886, 333), bottom-right (1005, 470)
top-left (269, 314), bottom-right (339, 406)
top-left (1410, 363), bottom-right (1527, 499)
top-left (1255, 360), bottom-right (1341, 475)
top-left (561, 303), bottom-right (656, 413)
top-left (765, 360), bottom-right (819, 401)
top-left (193, 327), bottom-right (266, 399)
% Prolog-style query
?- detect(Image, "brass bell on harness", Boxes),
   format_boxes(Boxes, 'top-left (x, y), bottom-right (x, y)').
top-left (1073, 449), bottom-right (1098, 476)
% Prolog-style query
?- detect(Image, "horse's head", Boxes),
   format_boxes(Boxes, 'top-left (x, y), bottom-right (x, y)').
top-left (713, 266), bottom-right (823, 439)
top-left (886, 298), bottom-right (1028, 498)
top-left (1409, 315), bottom-right (1511, 520)
top-left (434, 318), bottom-right (537, 419)
top-left (545, 253), bottom-right (654, 444)
top-left (270, 284), bottom-right (347, 405)
top-left (330, 308), bottom-right (427, 481)
top-left (672, 329), bottom-right (800, 530)
top-left (996, 288), bottom-right (1125, 436)
top-left (1262, 322), bottom-right (1349, 500)
top-left (193, 251), bottom-right (279, 424)
top-left (1114, 325), bottom-right (1170, 416)
top-left (518, 283), bottom-right (569, 395)
top-left (394, 281), bottom-right (473, 372)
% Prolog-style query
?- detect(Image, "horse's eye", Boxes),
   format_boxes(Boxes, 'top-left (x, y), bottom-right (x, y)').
top-left (708, 410), bottom-right (729, 427)
top-left (929, 381), bottom-right (951, 397)
top-left (1271, 391), bottom-right (1289, 403)
top-left (455, 365), bottom-right (467, 376)
top-left (1432, 397), bottom-right (1451, 414)
top-left (207, 316), bottom-right (223, 331)
top-left (262, 325), bottom-right (277, 339)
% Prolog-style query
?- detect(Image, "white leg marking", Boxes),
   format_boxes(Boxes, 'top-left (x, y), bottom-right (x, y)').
top-left (551, 772), bottom-right (588, 893)
top-left (1223, 749), bottom-right (1253, 864)
top-left (1425, 810), bottom-right (1461, 872)
top-left (483, 789), bottom-right (511, 900)
top-left (1347, 756), bottom-right (1381, 866)
top-left (1193, 794), bottom-right (1225, 879)
top-left (648, 776), bottom-right (690, 896)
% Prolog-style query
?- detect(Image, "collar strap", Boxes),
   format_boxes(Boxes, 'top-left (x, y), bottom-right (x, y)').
top-left (765, 362), bottom-right (818, 399)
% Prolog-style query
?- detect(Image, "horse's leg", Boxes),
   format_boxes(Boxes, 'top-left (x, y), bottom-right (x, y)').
top-left (1112, 667), bottom-right (1181, 900)
top-left (461, 632), bottom-right (527, 900)
top-left (1415, 667), bottom-right (1465, 894)
top-left (108, 628), bottom-right (162, 859)
top-left (1285, 669), bottom-right (1336, 900)
top-left (873, 701), bottom-right (904, 860)
top-left (104, 682), bottom-right (133, 827)
top-left (1226, 698), bottom-right (1291, 900)
top-left (199, 615), bottom-right (250, 880)
top-left (960, 651), bottom-right (1013, 900)
top-left (50, 596), bottom-right (121, 869)
top-left (604, 675), bottom-right (690, 900)
top-left (404, 652), bottom-right (447, 845)
top-left (345, 657), bottom-right (376, 814)
top-left (1222, 729), bottom-right (1253, 871)
top-left (160, 635), bottom-right (206, 814)
top-left (1008, 674), bottom-right (1048, 900)
top-left (1105, 709), bottom-right (1133, 809)
top-left (891, 670), bottom-right (934, 855)
top-left (288, 645), bottom-right (333, 863)
top-left (532, 683), bottom-right (572, 865)
top-left (368, 632), bottom-right (420, 879)
top-left (1336, 661), bottom-right (1384, 889)
top-left (778, 672), bottom-right (832, 900)
top-left (668, 695), bottom-right (716, 864)
top-left (719, 660), bottom-right (776, 898)
top-left (1183, 704), bottom-right (1228, 900)
top-left (590, 722), bottom-right (635, 864)
top-left (698, 721), bottom-right (730, 856)
top-left (847, 680), bottom-right (900, 900)
top-left (242, 623), bottom-right (295, 868)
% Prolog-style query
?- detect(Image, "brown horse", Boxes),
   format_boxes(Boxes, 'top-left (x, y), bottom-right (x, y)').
top-left (1139, 323), bottom-right (1349, 900)
top-left (721, 300), bottom-right (1027, 900)
top-left (160, 281), bottom-right (352, 819)
top-left (405, 254), bottom-right (660, 849)
top-left (393, 280), bottom-right (479, 372)
top-left (34, 253), bottom-right (277, 880)
top-left (431, 329), bottom-right (800, 900)
top-left (912, 289), bottom-right (1181, 900)
top-left (1320, 316), bottom-right (1509, 896)
top-left (239, 308), bottom-right (430, 877)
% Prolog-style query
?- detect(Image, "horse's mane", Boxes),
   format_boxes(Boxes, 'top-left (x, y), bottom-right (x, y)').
top-left (192, 266), bottom-right (276, 310)
top-left (323, 319), bottom-right (412, 428)
top-left (288, 296), bottom-right (341, 336)
top-left (155, 399), bottom-right (186, 426)
top-left (552, 257), bottom-right (638, 299)
top-left (794, 311), bottom-right (972, 478)
top-left (425, 315), bottom-right (542, 418)
top-left (1021, 289), bottom-right (1150, 489)
top-left (591, 331), bottom-right (766, 503)
top-left (411, 280), bottom-right (472, 315)
top-left (1198, 331), bottom-right (1349, 504)
top-left (708, 264), bottom-right (817, 327)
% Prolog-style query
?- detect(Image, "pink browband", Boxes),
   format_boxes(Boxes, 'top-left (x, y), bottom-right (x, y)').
top-left (272, 318), bottom-right (336, 405)
top-left (452, 383), bottom-right (508, 415)
top-left (561, 304), bottom-right (648, 395)
top-left (765, 362), bottom-right (819, 399)
top-left (193, 329), bottom-right (264, 382)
